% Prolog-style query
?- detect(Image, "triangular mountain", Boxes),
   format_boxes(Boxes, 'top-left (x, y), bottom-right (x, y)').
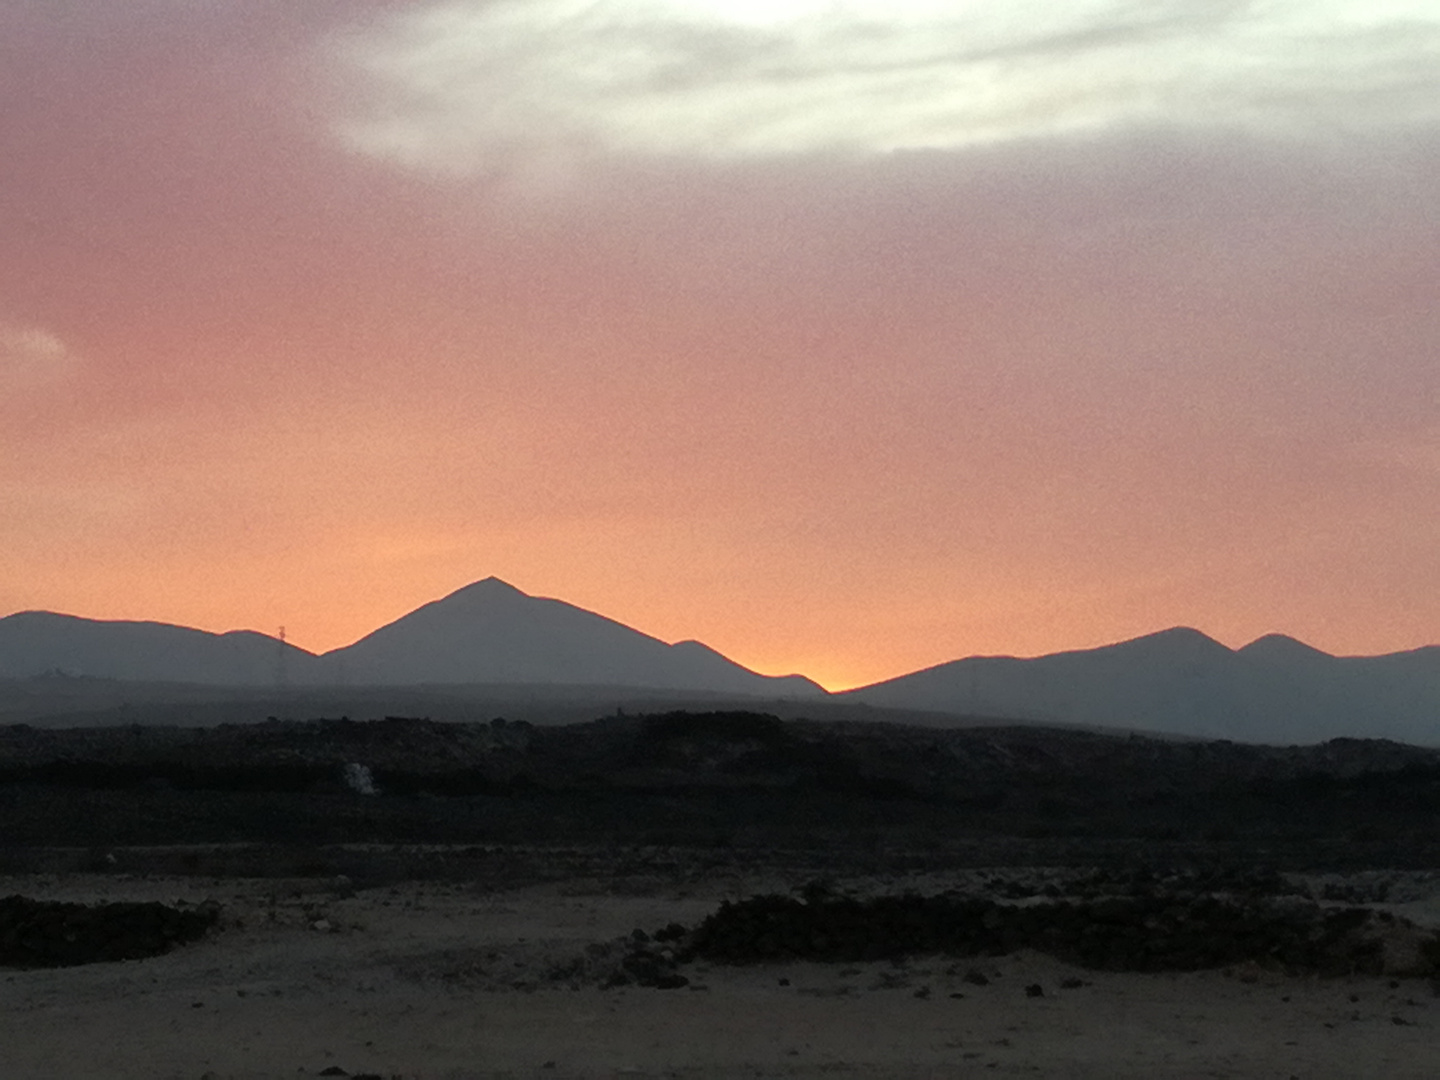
top-left (315, 578), bottom-right (823, 697)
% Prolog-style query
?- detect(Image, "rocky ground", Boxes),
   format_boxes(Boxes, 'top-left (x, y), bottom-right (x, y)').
top-left (6, 711), bottom-right (1440, 1076)
top-left (5, 859), bottom-right (1440, 1079)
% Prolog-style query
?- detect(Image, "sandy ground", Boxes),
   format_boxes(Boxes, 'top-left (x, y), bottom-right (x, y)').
top-left (5, 870), bottom-right (1440, 1080)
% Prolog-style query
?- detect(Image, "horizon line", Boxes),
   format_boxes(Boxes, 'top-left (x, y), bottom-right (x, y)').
top-left (4, 577), bottom-right (1437, 694)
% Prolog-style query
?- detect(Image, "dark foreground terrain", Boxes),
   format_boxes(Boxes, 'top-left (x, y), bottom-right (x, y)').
top-left (4, 710), bottom-right (1440, 857)
top-left (5, 712), bottom-right (1440, 1077)
top-left (5, 709), bottom-right (1440, 970)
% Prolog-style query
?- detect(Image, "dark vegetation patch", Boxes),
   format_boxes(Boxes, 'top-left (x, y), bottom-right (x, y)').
top-left (0, 894), bottom-right (217, 968)
top-left (4, 712), bottom-right (1440, 863)
top-left (502, 866), bottom-right (1440, 988)
top-left (682, 886), bottom-right (1435, 977)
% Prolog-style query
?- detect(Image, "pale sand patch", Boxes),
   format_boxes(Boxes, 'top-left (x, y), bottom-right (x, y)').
top-left (3, 874), bottom-right (1438, 1079)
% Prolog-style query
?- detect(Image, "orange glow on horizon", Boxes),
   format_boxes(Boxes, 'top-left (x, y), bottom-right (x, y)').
top-left (2, 4), bottom-right (1435, 694)
top-left (4, 553), bottom-right (1435, 694)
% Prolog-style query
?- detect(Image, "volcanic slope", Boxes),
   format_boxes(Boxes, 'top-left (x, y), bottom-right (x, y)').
top-left (313, 578), bottom-right (822, 696)
top-left (844, 628), bottom-right (1440, 745)
top-left (0, 612), bottom-right (318, 686)
top-left (0, 579), bottom-right (823, 699)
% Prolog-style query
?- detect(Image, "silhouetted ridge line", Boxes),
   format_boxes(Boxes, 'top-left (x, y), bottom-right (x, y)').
top-left (0, 580), bottom-right (823, 699)
top-left (3, 586), bottom-right (1436, 741)
top-left (843, 626), bottom-right (1440, 745)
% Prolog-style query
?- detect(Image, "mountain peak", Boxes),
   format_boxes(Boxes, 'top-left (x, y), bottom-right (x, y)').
top-left (312, 580), bottom-right (824, 696)
top-left (1239, 633), bottom-right (1333, 662)
top-left (1097, 626), bottom-right (1232, 661)
top-left (1148, 626), bottom-right (1225, 645)
top-left (441, 577), bottom-right (529, 602)
top-left (459, 576), bottom-right (525, 593)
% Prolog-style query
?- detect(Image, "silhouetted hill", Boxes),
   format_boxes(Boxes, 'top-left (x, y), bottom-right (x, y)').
top-left (4, 591), bottom-right (1435, 742)
top-left (315, 578), bottom-right (822, 696)
top-left (0, 581), bottom-right (823, 700)
top-left (844, 630), bottom-right (1440, 745)
top-left (0, 612), bottom-right (318, 686)
top-left (1238, 633), bottom-right (1332, 664)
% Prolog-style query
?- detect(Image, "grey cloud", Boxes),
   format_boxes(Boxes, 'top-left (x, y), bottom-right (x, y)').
top-left (332, 0), bottom-right (1440, 175)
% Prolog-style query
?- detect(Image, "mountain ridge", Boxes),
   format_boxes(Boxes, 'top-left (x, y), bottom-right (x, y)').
top-left (2, 583), bottom-right (1436, 743)
top-left (842, 627), bottom-right (1440, 744)
top-left (0, 580), bottom-right (822, 700)
top-left (316, 578), bottom-right (822, 697)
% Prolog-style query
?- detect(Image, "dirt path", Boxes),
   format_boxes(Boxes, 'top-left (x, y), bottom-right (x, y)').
top-left (4, 873), bottom-right (1439, 1079)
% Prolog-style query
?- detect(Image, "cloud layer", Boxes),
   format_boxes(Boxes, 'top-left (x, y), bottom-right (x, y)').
top-left (335, 0), bottom-right (1440, 175)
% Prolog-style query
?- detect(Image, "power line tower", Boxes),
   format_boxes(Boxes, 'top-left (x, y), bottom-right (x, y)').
top-left (276, 626), bottom-right (288, 691)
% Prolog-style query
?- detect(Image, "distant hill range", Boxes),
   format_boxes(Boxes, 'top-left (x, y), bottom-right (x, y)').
top-left (0, 578), bottom-right (823, 700)
top-left (0, 614), bottom-right (309, 687)
top-left (1, 583), bottom-right (1436, 744)
top-left (842, 627), bottom-right (1440, 745)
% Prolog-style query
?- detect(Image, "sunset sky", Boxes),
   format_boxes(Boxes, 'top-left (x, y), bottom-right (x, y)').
top-left (2, 1), bottom-right (1437, 690)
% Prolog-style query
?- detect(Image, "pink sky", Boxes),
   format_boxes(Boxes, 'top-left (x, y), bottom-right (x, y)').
top-left (2, 2), bottom-right (1437, 689)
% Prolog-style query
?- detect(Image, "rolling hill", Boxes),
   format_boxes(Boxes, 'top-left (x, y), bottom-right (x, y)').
top-left (0, 579), bottom-right (822, 699)
top-left (842, 628), bottom-right (1440, 744)
top-left (4, 585), bottom-right (1437, 742)
top-left (0, 612), bottom-right (319, 686)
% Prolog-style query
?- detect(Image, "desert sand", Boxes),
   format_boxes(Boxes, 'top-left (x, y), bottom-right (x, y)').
top-left (5, 864), bottom-right (1440, 1080)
